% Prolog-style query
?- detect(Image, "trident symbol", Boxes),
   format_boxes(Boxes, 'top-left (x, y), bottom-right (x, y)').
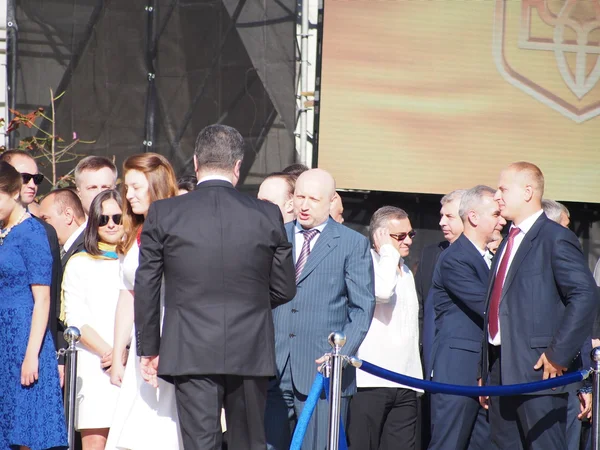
top-left (520, 0), bottom-right (600, 99)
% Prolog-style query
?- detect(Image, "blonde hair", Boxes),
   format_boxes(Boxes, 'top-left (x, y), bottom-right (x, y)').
top-left (508, 161), bottom-right (545, 197)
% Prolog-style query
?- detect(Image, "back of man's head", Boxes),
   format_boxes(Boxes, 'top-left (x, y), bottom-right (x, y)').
top-left (542, 198), bottom-right (570, 227)
top-left (46, 188), bottom-right (86, 223)
top-left (194, 125), bottom-right (245, 176)
top-left (282, 163), bottom-right (309, 180)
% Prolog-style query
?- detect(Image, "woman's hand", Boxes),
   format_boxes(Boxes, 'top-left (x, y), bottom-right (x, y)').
top-left (21, 353), bottom-right (39, 386)
top-left (110, 362), bottom-right (126, 387)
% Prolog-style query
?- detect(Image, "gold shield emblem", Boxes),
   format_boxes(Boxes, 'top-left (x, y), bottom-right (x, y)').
top-left (494, 0), bottom-right (600, 122)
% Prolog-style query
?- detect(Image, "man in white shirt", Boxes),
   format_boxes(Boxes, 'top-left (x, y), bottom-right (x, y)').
top-left (347, 206), bottom-right (422, 450)
top-left (480, 162), bottom-right (598, 450)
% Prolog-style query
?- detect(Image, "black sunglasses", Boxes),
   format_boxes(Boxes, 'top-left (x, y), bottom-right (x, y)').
top-left (99, 214), bottom-right (123, 227)
top-left (21, 173), bottom-right (44, 186)
top-left (390, 230), bottom-right (416, 242)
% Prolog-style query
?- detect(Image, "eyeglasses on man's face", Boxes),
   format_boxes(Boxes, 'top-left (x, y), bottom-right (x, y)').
top-left (389, 230), bottom-right (416, 242)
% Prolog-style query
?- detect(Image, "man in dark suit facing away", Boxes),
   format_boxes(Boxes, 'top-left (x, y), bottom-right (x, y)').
top-left (428, 185), bottom-right (503, 450)
top-left (134, 125), bottom-right (297, 450)
top-left (480, 161), bottom-right (599, 450)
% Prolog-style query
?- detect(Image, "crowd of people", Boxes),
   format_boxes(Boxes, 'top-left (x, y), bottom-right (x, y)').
top-left (0, 123), bottom-right (599, 450)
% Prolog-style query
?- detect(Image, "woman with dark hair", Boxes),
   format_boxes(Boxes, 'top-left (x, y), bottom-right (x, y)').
top-left (177, 174), bottom-right (197, 195)
top-left (62, 189), bottom-right (124, 450)
top-left (105, 153), bottom-right (182, 449)
top-left (0, 161), bottom-right (68, 449)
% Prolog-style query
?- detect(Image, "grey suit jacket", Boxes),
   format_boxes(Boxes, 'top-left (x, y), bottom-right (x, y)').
top-left (272, 218), bottom-right (375, 396)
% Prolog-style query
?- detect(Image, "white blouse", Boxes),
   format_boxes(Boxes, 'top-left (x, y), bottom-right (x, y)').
top-left (356, 245), bottom-right (423, 391)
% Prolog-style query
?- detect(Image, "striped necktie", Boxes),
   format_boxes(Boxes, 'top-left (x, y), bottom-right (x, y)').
top-left (295, 229), bottom-right (319, 283)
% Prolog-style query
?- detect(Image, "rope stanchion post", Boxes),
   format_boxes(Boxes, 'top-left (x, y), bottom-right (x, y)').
top-left (63, 326), bottom-right (81, 450)
top-left (592, 347), bottom-right (600, 450)
top-left (326, 331), bottom-right (346, 450)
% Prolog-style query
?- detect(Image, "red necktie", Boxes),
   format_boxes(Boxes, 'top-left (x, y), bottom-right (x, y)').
top-left (295, 229), bottom-right (319, 283)
top-left (488, 227), bottom-right (521, 339)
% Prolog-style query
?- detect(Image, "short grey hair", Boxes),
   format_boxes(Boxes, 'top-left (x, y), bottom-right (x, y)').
top-left (542, 199), bottom-right (570, 223)
top-left (441, 189), bottom-right (467, 206)
top-left (369, 206), bottom-right (409, 247)
top-left (194, 124), bottom-right (245, 172)
top-left (459, 185), bottom-right (496, 221)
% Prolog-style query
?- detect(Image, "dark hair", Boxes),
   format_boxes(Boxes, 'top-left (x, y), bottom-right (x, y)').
top-left (177, 175), bottom-right (198, 193)
top-left (0, 149), bottom-right (35, 165)
top-left (84, 189), bottom-right (122, 256)
top-left (44, 188), bottom-right (85, 222)
top-left (0, 161), bottom-right (22, 196)
top-left (74, 156), bottom-right (118, 187)
top-left (281, 163), bottom-right (309, 179)
top-left (194, 124), bottom-right (245, 172)
top-left (118, 153), bottom-right (178, 254)
top-left (263, 172), bottom-right (295, 198)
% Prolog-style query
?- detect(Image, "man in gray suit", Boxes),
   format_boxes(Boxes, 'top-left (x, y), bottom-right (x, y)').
top-left (265, 168), bottom-right (375, 450)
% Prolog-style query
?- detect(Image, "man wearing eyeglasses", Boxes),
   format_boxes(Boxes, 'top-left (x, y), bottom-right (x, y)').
top-left (426, 185), bottom-right (503, 450)
top-left (0, 150), bottom-right (63, 377)
top-left (347, 206), bottom-right (422, 450)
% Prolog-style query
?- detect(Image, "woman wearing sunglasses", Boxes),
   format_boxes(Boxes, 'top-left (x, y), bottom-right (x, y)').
top-left (0, 161), bottom-right (68, 449)
top-left (105, 153), bottom-right (181, 450)
top-left (62, 189), bottom-right (124, 450)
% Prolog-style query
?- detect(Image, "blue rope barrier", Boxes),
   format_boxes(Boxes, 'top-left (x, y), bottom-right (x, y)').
top-left (357, 359), bottom-right (590, 396)
top-left (290, 372), bottom-right (325, 450)
top-left (323, 377), bottom-right (348, 450)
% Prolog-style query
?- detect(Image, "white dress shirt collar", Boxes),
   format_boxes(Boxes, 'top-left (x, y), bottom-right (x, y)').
top-left (63, 221), bottom-right (87, 253)
top-left (197, 175), bottom-right (233, 184)
top-left (294, 219), bottom-right (328, 235)
top-left (512, 209), bottom-right (544, 235)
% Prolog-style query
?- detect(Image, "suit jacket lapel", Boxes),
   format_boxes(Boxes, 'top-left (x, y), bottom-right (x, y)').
top-left (296, 219), bottom-right (340, 285)
top-left (286, 222), bottom-right (295, 257)
top-left (458, 235), bottom-right (489, 280)
top-left (500, 215), bottom-right (545, 297)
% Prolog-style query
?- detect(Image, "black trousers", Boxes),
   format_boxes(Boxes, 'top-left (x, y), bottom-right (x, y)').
top-left (173, 374), bottom-right (269, 450)
top-left (347, 387), bottom-right (417, 450)
top-left (488, 346), bottom-right (568, 450)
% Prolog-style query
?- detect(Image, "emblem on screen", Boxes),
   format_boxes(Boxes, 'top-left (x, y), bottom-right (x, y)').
top-left (493, 0), bottom-right (600, 122)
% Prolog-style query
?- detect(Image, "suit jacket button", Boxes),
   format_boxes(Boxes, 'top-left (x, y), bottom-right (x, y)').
top-left (291, 309), bottom-right (298, 313)
top-left (289, 333), bottom-right (296, 338)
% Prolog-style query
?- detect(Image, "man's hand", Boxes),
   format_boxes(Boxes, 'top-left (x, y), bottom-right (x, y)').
top-left (578, 392), bottom-right (592, 420)
top-left (58, 364), bottom-right (65, 389)
top-left (141, 355), bottom-right (160, 388)
top-left (315, 354), bottom-right (331, 373)
top-left (533, 353), bottom-right (566, 380)
top-left (478, 378), bottom-right (489, 410)
top-left (373, 227), bottom-right (393, 253)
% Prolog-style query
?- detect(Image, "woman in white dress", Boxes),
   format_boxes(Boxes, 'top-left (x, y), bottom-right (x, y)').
top-left (105, 153), bottom-right (182, 450)
top-left (62, 189), bottom-right (125, 450)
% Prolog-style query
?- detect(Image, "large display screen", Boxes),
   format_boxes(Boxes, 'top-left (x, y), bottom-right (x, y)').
top-left (318, 0), bottom-right (600, 203)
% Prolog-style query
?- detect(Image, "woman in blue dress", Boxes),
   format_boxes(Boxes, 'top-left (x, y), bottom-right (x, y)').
top-left (0, 160), bottom-right (68, 450)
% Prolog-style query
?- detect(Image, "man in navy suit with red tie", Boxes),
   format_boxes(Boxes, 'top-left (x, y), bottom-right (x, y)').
top-left (480, 162), bottom-right (599, 450)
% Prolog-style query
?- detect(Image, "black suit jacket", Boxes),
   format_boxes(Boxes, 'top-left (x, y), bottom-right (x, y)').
top-left (134, 180), bottom-right (296, 379)
top-left (429, 234), bottom-right (488, 385)
top-left (481, 213), bottom-right (599, 393)
top-left (415, 240), bottom-right (450, 334)
top-left (33, 217), bottom-right (62, 351)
